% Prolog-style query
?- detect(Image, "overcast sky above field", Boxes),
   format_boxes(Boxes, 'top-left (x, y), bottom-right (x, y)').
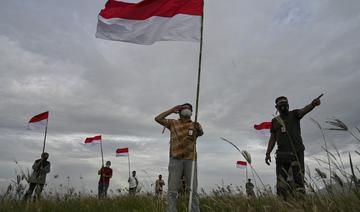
top-left (1, 0), bottom-right (360, 194)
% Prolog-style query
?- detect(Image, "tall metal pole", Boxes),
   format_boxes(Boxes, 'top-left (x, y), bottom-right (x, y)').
top-left (42, 114), bottom-right (49, 154)
top-left (188, 0), bottom-right (204, 211)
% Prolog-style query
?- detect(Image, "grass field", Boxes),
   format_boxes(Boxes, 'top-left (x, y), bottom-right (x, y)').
top-left (1, 188), bottom-right (360, 212)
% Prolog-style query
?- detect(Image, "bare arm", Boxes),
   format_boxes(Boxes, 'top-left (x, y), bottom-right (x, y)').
top-left (155, 105), bottom-right (182, 128)
top-left (265, 133), bottom-right (276, 165)
top-left (297, 95), bottom-right (322, 119)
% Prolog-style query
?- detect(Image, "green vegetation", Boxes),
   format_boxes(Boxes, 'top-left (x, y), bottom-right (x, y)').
top-left (1, 190), bottom-right (360, 212)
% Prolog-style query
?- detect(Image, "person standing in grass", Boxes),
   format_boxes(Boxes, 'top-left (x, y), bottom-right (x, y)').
top-left (155, 174), bottom-right (165, 197)
top-left (24, 152), bottom-right (51, 201)
top-left (245, 179), bottom-right (255, 197)
top-left (155, 103), bottom-right (203, 212)
top-left (128, 170), bottom-right (138, 195)
top-left (98, 161), bottom-right (113, 198)
top-left (265, 95), bottom-right (321, 199)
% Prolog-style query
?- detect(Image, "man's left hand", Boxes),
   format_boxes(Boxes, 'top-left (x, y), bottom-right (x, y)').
top-left (312, 98), bottom-right (321, 107)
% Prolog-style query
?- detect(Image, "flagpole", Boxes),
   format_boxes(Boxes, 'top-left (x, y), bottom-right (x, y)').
top-left (188, 0), bottom-right (205, 211)
top-left (246, 165), bottom-right (248, 181)
top-left (100, 138), bottom-right (104, 167)
top-left (42, 114), bottom-right (49, 154)
top-left (128, 152), bottom-right (131, 179)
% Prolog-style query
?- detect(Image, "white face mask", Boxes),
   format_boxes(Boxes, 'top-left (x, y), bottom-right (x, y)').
top-left (180, 109), bottom-right (192, 117)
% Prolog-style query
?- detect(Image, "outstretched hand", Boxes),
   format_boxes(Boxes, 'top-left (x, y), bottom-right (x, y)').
top-left (312, 94), bottom-right (323, 107)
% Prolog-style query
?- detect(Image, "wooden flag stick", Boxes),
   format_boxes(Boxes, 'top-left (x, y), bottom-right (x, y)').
top-left (42, 112), bottom-right (49, 154)
top-left (100, 138), bottom-right (104, 167)
top-left (188, 0), bottom-right (205, 211)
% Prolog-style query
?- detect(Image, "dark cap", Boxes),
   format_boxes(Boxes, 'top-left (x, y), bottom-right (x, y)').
top-left (275, 96), bottom-right (288, 105)
top-left (182, 103), bottom-right (193, 111)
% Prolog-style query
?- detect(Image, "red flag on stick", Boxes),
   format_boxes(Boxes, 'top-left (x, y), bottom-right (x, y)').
top-left (28, 111), bottom-right (49, 130)
top-left (116, 148), bottom-right (129, 157)
top-left (85, 135), bottom-right (102, 144)
top-left (236, 160), bottom-right (247, 169)
top-left (254, 122), bottom-right (271, 130)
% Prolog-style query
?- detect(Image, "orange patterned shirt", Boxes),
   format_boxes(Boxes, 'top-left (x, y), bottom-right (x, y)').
top-left (164, 119), bottom-right (203, 160)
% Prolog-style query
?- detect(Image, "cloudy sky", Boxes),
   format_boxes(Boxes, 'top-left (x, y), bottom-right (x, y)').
top-left (1, 0), bottom-right (360, 194)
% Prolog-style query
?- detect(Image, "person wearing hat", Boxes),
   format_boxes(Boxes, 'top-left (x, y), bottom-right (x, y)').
top-left (98, 161), bottom-right (113, 198)
top-left (24, 152), bottom-right (51, 201)
top-left (265, 96), bottom-right (321, 199)
top-left (155, 103), bottom-right (203, 212)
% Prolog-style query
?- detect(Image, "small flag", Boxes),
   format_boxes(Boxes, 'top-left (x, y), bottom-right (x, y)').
top-left (96, 0), bottom-right (202, 45)
top-left (254, 122), bottom-right (271, 130)
top-left (236, 161), bottom-right (247, 169)
top-left (28, 111), bottom-right (49, 130)
top-left (85, 135), bottom-right (102, 144)
top-left (116, 148), bottom-right (129, 157)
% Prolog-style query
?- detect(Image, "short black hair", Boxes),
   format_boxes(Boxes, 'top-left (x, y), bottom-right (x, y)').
top-left (275, 96), bottom-right (288, 104)
top-left (182, 103), bottom-right (193, 111)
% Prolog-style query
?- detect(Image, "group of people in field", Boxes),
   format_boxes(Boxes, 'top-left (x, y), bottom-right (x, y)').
top-left (23, 95), bottom-right (321, 212)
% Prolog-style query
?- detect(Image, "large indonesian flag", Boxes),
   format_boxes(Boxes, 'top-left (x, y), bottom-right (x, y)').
top-left (85, 135), bottom-right (102, 144)
top-left (116, 148), bottom-right (129, 157)
top-left (96, 0), bottom-right (202, 44)
top-left (28, 111), bottom-right (49, 130)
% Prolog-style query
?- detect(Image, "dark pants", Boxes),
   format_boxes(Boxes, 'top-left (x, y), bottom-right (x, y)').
top-left (276, 151), bottom-right (305, 200)
top-left (24, 183), bottom-right (44, 201)
top-left (129, 187), bottom-right (137, 195)
top-left (98, 183), bottom-right (109, 198)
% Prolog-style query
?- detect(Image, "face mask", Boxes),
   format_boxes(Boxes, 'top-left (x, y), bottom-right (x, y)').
top-left (278, 104), bottom-right (289, 113)
top-left (180, 109), bottom-right (192, 117)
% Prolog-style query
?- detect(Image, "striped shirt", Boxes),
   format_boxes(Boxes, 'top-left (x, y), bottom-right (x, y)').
top-left (165, 119), bottom-right (203, 160)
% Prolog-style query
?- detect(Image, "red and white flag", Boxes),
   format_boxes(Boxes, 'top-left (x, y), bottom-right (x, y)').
top-left (236, 161), bottom-right (247, 169)
top-left (254, 122), bottom-right (271, 130)
top-left (96, 0), bottom-right (202, 45)
top-left (27, 111), bottom-right (49, 130)
top-left (116, 148), bottom-right (129, 157)
top-left (254, 121), bottom-right (271, 136)
top-left (85, 135), bottom-right (102, 144)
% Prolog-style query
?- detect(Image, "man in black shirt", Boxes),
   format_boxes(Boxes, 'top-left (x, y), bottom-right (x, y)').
top-left (265, 95), bottom-right (321, 199)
